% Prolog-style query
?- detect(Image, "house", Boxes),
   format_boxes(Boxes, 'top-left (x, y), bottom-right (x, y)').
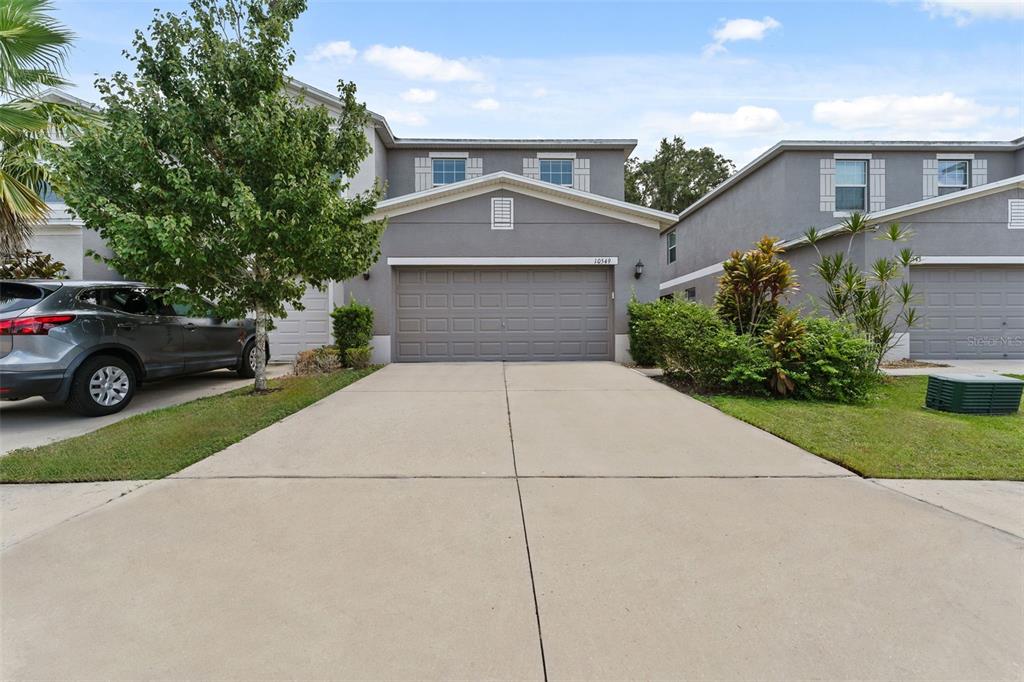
top-left (29, 82), bottom-right (677, 364)
top-left (659, 140), bottom-right (1024, 360)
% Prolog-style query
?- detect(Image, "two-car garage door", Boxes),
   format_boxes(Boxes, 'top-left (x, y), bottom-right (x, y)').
top-left (394, 267), bottom-right (612, 361)
top-left (910, 265), bottom-right (1024, 359)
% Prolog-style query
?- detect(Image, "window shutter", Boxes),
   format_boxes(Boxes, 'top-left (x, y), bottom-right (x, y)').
top-left (414, 157), bottom-right (432, 192)
top-left (522, 158), bottom-right (540, 180)
top-left (491, 197), bottom-right (514, 230)
top-left (922, 159), bottom-right (939, 199)
top-left (1009, 199), bottom-right (1024, 230)
top-left (819, 159), bottom-right (836, 212)
top-left (572, 158), bottom-right (590, 192)
top-left (869, 159), bottom-right (886, 212)
top-left (972, 159), bottom-right (988, 187)
top-left (466, 157), bottom-right (483, 179)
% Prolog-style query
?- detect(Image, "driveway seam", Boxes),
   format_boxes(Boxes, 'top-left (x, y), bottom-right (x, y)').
top-left (168, 474), bottom-right (857, 480)
top-left (503, 361), bottom-right (549, 682)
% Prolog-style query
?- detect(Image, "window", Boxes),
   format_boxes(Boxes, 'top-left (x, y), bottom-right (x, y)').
top-left (539, 158), bottom-right (573, 186)
top-left (684, 287), bottom-right (696, 301)
top-left (80, 287), bottom-right (169, 316)
top-left (432, 158), bottom-right (465, 185)
top-left (938, 160), bottom-right (969, 195)
top-left (666, 231), bottom-right (677, 264)
top-left (835, 160), bottom-right (867, 212)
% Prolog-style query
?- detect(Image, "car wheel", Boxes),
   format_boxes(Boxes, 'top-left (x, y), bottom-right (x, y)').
top-left (66, 355), bottom-right (136, 417)
top-left (237, 340), bottom-right (257, 378)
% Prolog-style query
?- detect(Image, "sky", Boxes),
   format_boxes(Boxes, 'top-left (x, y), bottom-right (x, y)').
top-left (54, 0), bottom-right (1024, 167)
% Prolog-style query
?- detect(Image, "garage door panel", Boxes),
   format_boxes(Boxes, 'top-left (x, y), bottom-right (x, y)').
top-left (395, 266), bottom-right (612, 362)
top-left (269, 285), bottom-right (332, 361)
top-left (910, 265), bottom-right (1024, 360)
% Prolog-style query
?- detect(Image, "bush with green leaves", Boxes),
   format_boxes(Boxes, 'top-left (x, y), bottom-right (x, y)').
top-left (344, 346), bottom-right (372, 369)
top-left (0, 250), bottom-right (67, 279)
top-left (796, 317), bottom-right (877, 402)
top-left (626, 297), bottom-right (662, 366)
top-left (331, 297), bottom-right (374, 356)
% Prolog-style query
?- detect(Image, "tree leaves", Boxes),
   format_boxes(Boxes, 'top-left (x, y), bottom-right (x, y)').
top-left (625, 136), bottom-right (734, 213)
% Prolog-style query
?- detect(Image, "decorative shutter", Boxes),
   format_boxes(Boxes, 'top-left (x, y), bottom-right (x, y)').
top-left (572, 158), bottom-right (591, 192)
top-left (491, 197), bottom-right (513, 230)
top-left (1009, 199), bottom-right (1024, 229)
top-left (869, 159), bottom-right (886, 212)
top-left (972, 159), bottom-right (988, 187)
top-left (819, 159), bottom-right (836, 212)
top-left (466, 157), bottom-right (483, 179)
top-left (414, 157), bottom-right (432, 192)
top-left (923, 159), bottom-right (939, 199)
top-left (522, 157), bottom-right (540, 180)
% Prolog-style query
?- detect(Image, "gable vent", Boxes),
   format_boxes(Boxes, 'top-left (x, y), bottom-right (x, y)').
top-left (1009, 199), bottom-right (1024, 230)
top-left (491, 197), bottom-right (514, 230)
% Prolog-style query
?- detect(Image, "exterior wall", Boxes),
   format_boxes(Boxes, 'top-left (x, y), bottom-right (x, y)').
top-left (385, 148), bottom-right (627, 200)
top-left (348, 124), bottom-right (387, 197)
top-left (341, 191), bottom-right (660, 352)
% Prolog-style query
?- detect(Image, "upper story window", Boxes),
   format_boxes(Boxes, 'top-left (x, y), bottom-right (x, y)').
top-left (937, 160), bottom-right (969, 195)
top-left (432, 158), bottom-right (465, 186)
top-left (835, 159), bottom-right (867, 212)
top-left (666, 231), bottom-right (677, 264)
top-left (539, 159), bottom-right (573, 186)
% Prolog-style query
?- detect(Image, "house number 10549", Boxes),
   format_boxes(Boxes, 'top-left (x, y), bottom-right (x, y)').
top-left (593, 257), bottom-right (613, 265)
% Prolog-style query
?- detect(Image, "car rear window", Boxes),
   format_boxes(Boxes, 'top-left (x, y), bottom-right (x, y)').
top-left (0, 283), bottom-right (52, 314)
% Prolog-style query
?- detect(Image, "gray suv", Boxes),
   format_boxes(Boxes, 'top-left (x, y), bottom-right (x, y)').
top-left (0, 280), bottom-right (265, 416)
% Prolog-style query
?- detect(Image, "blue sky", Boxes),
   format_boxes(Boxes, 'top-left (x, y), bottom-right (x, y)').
top-left (55, 0), bottom-right (1024, 166)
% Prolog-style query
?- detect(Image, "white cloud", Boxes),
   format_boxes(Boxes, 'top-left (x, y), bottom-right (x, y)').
top-left (532, 87), bottom-right (548, 98)
top-left (472, 98), bottom-right (500, 111)
top-left (812, 92), bottom-right (998, 131)
top-left (920, 0), bottom-right (1023, 26)
top-left (400, 88), bottom-right (437, 104)
top-left (704, 17), bottom-right (781, 57)
top-left (306, 40), bottom-right (357, 63)
top-left (686, 106), bottom-right (785, 135)
top-left (364, 45), bottom-right (483, 81)
top-left (382, 110), bottom-right (428, 127)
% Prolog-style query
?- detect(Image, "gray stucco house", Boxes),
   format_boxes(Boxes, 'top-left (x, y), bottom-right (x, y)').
top-left (33, 82), bottom-right (677, 363)
top-left (659, 140), bottom-right (1024, 360)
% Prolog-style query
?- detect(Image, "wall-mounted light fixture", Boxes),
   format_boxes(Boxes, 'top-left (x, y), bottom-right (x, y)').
top-left (634, 259), bottom-right (644, 280)
top-left (362, 272), bottom-right (370, 281)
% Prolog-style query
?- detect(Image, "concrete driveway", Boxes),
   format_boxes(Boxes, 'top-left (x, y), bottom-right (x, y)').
top-left (2, 362), bottom-right (1021, 680)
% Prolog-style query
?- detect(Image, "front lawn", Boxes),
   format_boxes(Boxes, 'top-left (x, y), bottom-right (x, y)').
top-left (0, 368), bottom-right (377, 483)
top-left (698, 375), bottom-right (1024, 480)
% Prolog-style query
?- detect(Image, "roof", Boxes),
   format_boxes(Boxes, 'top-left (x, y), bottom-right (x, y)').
top-left (369, 171), bottom-right (678, 230)
top-left (286, 79), bottom-right (636, 156)
top-left (667, 137), bottom-right (1024, 233)
top-left (780, 173), bottom-right (1024, 250)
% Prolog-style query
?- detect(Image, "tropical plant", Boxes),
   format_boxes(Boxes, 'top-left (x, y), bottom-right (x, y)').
top-left (714, 235), bottom-right (798, 335)
top-left (0, 0), bottom-right (88, 253)
top-left (0, 248), bottom-right (66, 278)
top-left (625, 136), bottom-right (734, 213)
top-left (762, 310), bottom-right (806, 397)
top-left (804, 214), bottom-right (920, 369)
top-left (52, 0), bottom-right (385, 392)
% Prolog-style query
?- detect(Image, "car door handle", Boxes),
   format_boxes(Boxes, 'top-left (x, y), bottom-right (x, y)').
top-left (184, 323), bottom-right (197, 331)
top-left (117, 323), bottom-right (135, 331)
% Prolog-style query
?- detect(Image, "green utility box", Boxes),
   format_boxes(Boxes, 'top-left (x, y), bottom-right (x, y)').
top-left (925, 374), bottom-right (1024, 415)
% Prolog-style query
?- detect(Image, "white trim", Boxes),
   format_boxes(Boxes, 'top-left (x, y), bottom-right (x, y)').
top-left (914, 256), bottom-right (1024, 265)
top-left (659, 262), bottom-right (724, 290)
top-left (834, 152), bottom-right (872, 159)
top-left (883, 333), bottom-right (911, 362)
top-left (370, 171), bottom-right (678, 230)
top-left (387, 257), bottom-right (619, 266)
top-left (32, 224), bottom-right (82, 236)
top-left (537, 151), bottom-right (576, 159)
top-left (937, 152), bottom-right (974, 160)
top-left (614, 334), bottom-right (632, 364)
top-left (428, 151), bottom-right (469, 158)
top-left (490, 196), bottom-right (514, 230)
top-left (371, 335), bottom-right (391, 364)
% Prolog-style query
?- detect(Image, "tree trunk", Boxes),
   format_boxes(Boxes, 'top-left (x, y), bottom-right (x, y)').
top-left (254, 305), bottom-right (269, 392)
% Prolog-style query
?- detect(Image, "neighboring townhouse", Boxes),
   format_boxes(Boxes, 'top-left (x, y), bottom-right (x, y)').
top-left (29, 82), bottom-right (677, 364)
top-left (660, 139), bottom-right (1024, 360)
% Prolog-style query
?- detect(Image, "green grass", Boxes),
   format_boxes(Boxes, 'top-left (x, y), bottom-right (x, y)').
top-left (0, 368), bottom-right (377, 483)
top-left (697, 375), bottom-right (1024, 480)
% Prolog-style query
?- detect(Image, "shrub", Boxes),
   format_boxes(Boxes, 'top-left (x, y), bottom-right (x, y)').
top-left (718, 333), bottom-right (773, 396)
top-left (627, 297), bottom-right (662, 366)
top-left (331, 297), bottom-right (374, 352)
top-left (654, 300), bottom-right (733, 390)
top-left (293, 346), bottom-right (341, 375)
top-left (344, 346), bottom-right (372, 369)
top-left (714, 236), bottom-right (797, 335)
top-left (796, 317), bottom-right (877, 402)
top-left (762, 310), bottom-right (807, 397)
top-left (0, 250), bottom-right (67, 279)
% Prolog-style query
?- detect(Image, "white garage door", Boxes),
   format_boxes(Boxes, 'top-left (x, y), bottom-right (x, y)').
top-left (269, 285), bottom-right (332, 361)
top-left (910, 265), bottom-right (1024, 359)
top-left (394, 266), bottom-right (613, 362)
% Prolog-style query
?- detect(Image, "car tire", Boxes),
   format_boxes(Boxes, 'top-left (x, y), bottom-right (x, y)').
top-left (237, 339), bottom-right (257, 379)
top-left (66, 355), bottom-right (137, 417)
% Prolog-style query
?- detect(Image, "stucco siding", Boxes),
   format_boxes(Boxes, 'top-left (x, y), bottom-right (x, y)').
top-left (342, 191), bottom-right (659, 339)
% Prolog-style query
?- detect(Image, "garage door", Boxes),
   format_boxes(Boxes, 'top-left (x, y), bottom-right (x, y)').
top-left (269, 284), bottom-right (331, 361)
top-left (910, 265), bottom-right (1024, 359)
top-left (395, 267), bottom-right (612, 362)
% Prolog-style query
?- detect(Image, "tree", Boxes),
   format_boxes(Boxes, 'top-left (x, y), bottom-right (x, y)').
top-left (0, 0), bottom-right (89, 253)
top-left (625, 136), bottom-right (734, 213)
top-left (53, 0), bottom-right (385, 391)
top-left (804, 214), bottom-right (920, 370)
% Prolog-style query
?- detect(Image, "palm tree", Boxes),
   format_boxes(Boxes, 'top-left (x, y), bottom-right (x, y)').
top-left (0, 0), bottom-right (80, 254)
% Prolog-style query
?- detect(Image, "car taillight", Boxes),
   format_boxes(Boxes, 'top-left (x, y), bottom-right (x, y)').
top-left (0, 315), bottom-right (76, 336)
